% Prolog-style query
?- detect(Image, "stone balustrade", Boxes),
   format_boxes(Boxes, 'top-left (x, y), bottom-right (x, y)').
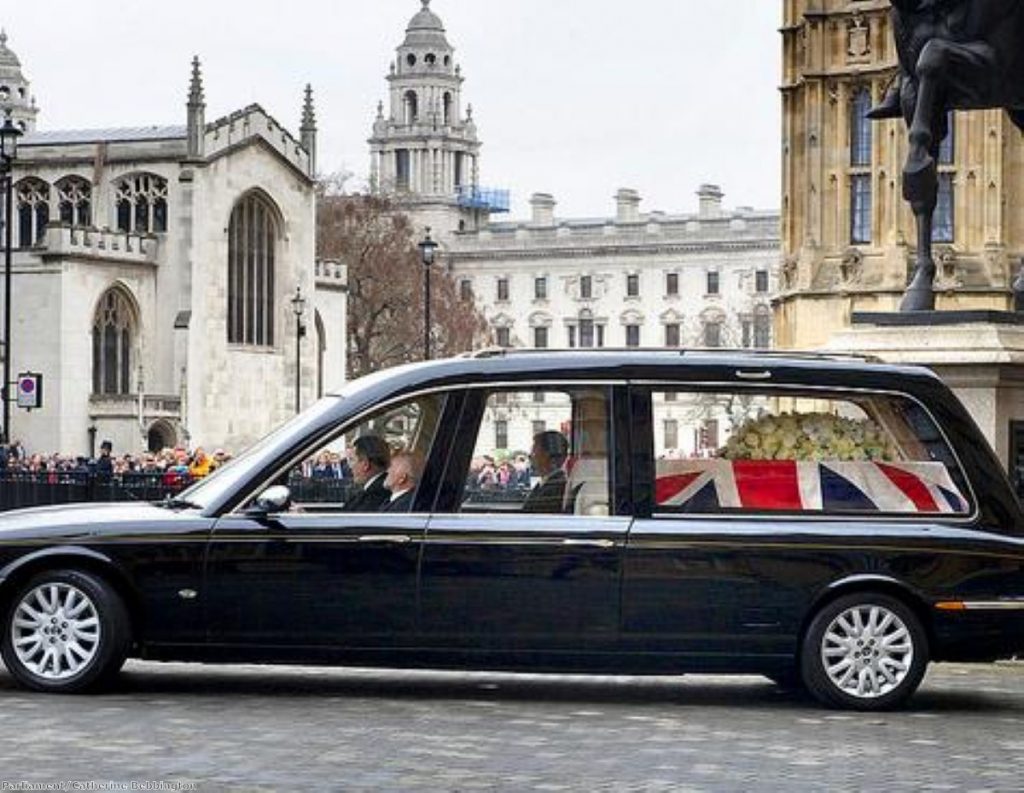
top-left (88, 393), bottom-right (181, 419)
top-left (455, 213), bottom-right (779, 255)
top-left (40, 224), bottom-right (158, 264)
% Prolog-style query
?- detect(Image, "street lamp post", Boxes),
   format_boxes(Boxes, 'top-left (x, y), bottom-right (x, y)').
top-left (1, 115), bottom-right (23, 445)
top-left (418, 228), bottom-right (439, 361)
top-left (290, 286), bottom-right (307, 414)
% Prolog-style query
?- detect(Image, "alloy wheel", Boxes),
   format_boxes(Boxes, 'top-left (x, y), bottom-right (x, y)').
top-left (820, 603), bottom-right (913, 699)
top-left (10, 582), bottom-right (102, 681)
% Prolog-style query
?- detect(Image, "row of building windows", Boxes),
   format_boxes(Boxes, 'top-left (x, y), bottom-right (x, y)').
top-left (849, 87), bottom-right (954, 245)
top-left (490, 412), bottom-right (721, 453)
top-left (494, 313), bottom-right (771, 350)
top-left (2, 173), bottom-right (169, 247)
top-left (469, 269), bottom-right (771, 304)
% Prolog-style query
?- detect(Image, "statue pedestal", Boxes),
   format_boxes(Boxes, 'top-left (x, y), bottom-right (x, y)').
top-left (825, 311), bottom-right (1024, 473)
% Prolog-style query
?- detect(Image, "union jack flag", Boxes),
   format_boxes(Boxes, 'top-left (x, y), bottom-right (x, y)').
top-left (655, 459), bottom-right (967, 514)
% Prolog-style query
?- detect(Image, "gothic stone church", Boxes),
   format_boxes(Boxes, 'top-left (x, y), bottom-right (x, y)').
top-left (0, 33), bottom-right (346, 456)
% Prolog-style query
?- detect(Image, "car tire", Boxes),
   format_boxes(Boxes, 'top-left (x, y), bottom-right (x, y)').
top-left (801, 592), bottom-right (928, 711)
top-left (1, 569), bottom-right (131, 694)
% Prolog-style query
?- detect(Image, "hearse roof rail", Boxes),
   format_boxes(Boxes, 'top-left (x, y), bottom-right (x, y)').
top-left (461, 347), bottom-right (884, 364)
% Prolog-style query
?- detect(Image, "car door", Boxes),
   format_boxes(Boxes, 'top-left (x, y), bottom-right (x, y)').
top-left (418, 384), bottom-right (633, 656)
top-left (620, 384), bottom-right (811, 658)
top-left (619, 383), bottom-right (979, 661)
top-left (203, 390), bottom-right (459, 649)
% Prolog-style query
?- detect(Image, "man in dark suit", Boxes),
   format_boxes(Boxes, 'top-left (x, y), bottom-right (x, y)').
top-left (522, 430), bottom-right (570, 514)
top-left (343, 435), bottom-right (391, 512)
top-left (380, 450), bottom-right (423, 513)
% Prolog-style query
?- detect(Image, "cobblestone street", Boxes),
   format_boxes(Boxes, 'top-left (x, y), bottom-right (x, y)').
top-left (1, 661), bottom-right (1023, 791)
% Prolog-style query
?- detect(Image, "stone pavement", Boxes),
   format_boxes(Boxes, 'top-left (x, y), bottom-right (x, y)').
top-left (0, 661), bottom-right (1023, 791)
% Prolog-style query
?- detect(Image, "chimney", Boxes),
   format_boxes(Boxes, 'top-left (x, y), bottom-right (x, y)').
top-left (615, 188), bottom-right (641, 224)
top-left (530, 193), bottom-right (556, 227)
top-left (697, 184), bottom-right (724, 219)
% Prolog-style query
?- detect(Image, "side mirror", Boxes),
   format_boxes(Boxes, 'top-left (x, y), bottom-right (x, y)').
top-left (247, 485), bottom-right (292, 516)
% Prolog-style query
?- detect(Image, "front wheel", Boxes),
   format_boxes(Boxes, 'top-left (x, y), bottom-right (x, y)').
top-left (801, 593), bottom-right (928, 710)
top-left (1, 569), bottom-right (131, 693)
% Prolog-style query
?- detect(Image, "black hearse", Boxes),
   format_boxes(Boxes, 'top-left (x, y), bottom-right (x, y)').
top-left (1, 350), bottom-right (1022, 710)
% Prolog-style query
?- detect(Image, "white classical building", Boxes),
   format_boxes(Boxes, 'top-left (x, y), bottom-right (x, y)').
top-left (0, 34), bottom-right (347, 456)
top-left (447, 186), bottom-right (779, 354)
top-left (370, 3), bottom-right (781, 456)
top-left (445, 186), bottom-right (780, 457)
top-left (370, 4), bottom-right (778, 356)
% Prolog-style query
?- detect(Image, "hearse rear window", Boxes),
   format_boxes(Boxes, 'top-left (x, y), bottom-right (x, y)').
top-left (650, 388), bottom-right (971, 517)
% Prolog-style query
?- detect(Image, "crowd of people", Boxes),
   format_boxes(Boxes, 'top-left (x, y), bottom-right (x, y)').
top-left (467, 453), bottom-right (533, 491)
top-left (0, 439), bottom-right (233, 483)
top-left (1, 428), bottom-right (569, 515)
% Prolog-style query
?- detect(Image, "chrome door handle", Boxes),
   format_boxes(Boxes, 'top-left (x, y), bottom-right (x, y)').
top-left (561, 539), bottom-right (615, 549)
top-left (736, 370), bottom-right (772, 380)
top-left (358, 535), bottom-right (412, 544)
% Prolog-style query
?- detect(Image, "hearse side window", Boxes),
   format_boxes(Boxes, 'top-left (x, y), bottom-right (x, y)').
top-left (650, 388), bottom-right (971, 517)
top-left (461, 388), bottom-right (612, 516)
top-left (285, 392), bottom-right (447, 512)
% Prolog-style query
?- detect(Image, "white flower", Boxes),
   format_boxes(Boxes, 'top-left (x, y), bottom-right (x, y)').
top-left (719, 412), bottom-right (897, 462)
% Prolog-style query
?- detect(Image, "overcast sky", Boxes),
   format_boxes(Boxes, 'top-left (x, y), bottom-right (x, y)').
top-left (3, 1), bottom-right (782, 219)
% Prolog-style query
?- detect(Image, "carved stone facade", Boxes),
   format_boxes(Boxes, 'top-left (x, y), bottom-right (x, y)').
top-left (0, 38), bottom-right (347, 456)
top-left (777, 0), bottom-right (1024, 349)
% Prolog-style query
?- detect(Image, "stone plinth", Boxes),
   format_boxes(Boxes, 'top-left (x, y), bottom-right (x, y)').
top-left (825, 311), bottom-right (1024, 470)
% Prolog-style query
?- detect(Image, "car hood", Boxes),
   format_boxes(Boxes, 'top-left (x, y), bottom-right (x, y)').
top-left (0, 501), bottom-right (204, 541)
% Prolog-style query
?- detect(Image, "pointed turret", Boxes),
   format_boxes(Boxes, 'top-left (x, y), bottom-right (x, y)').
top-left (300, 84), bottom-right (317, 178)
top-left (186, 56), bottom-right (205, 159)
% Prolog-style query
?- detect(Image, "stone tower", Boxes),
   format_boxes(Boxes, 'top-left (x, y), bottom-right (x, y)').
top-left (0, 30), bottom-right (39, 131)
top-left (369, 0), bottom-right (496, 237)
top-left (776, 0), bottom-right (1024, 349)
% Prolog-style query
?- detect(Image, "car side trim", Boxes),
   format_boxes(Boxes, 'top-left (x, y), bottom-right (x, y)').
top-left (960, 600), bottom-right (1024, 611)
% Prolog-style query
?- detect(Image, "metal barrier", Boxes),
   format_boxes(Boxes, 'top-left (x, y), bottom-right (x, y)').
top-left (0, 471), bottom-right (195, 513)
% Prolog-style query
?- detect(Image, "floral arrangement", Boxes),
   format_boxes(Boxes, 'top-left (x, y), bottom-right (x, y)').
top-left (717, 412), bottom-right (899, 462)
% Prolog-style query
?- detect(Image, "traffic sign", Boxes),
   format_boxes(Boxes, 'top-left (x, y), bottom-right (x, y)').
top-left (16, 372), bottom-right (42, 410)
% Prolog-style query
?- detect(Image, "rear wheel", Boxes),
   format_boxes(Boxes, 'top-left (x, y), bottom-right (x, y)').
top-left (801, 592), bottom-right (928, 710)
top-left (1, 569), bottom-right (131, 693)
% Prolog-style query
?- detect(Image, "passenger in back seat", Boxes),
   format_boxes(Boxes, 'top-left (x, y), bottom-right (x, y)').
top-left (522, 430), bottom-right (569, 513)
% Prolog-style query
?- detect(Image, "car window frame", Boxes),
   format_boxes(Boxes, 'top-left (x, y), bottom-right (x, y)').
top-left (430, 381), bottom-right (632, 517)
top-left (229, 388), bottom-right (466, 516)
top-left (630, 380), bottom-right (980, 525)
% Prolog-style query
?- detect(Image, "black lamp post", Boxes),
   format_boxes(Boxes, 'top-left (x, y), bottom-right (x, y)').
top-left (290, 286), bottom-right (306, 414)
top-left (1, 114), bottom-right (23, 445)
top-left (418, 228), bottom-right (439, 361)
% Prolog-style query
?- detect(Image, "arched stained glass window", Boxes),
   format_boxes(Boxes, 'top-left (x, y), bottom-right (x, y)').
top-left (227, 192), bottom-right (279, 347)
top-left (56, 176), bottom-right (92, 226)
top-left (92, 289), bottom-right (136, 395)
top-left (114, 173), bottom-right (168, 233)
top-left (14, 178), bottom-right (50, 247)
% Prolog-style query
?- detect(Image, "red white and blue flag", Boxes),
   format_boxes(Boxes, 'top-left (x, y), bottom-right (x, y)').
top-left (655, 459), bottom-right (967, 514)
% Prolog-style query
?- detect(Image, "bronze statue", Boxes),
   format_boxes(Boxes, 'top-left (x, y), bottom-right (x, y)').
top-left (870, 0), bottom-right (1024, 311)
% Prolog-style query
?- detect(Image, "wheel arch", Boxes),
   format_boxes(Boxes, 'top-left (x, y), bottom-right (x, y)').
top-left (0, 548), bottom-right (142, 641)
top-left (799, 574), bottom-right (936, 655)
